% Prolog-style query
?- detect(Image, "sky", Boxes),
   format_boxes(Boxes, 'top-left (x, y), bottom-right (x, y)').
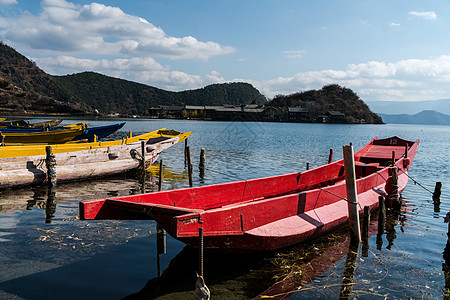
top-left (1, 0), bottom-right (450, 103)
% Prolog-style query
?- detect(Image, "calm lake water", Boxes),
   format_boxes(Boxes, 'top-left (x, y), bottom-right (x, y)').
top-left (0, 118), bottom-right (448, 299)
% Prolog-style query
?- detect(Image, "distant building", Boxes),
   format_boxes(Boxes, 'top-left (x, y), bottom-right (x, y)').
top-left (288, 106), bottom-right (309, 122)
top-left (327, 111), bottom-right (345, 123)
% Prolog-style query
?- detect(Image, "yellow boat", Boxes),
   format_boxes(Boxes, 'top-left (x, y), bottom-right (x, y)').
top-left (0, 128), bottom-right (191, 188)
top-left (0, 126), bottom-right (85, 144)
top-left (0, 119), bottom-right (62, 129)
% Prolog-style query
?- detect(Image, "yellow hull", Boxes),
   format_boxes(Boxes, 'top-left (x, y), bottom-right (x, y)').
top-left (0, 127), bottom-right (84, 144)
top-left (0, 128), bottom-right (191, 158)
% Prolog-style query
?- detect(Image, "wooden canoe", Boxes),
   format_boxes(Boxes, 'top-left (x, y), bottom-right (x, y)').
top-left (0, 129), bottom-right (191, 188)
top-left (0, 126), bottom-right (85, 144)
top-left (70, 122), bottom-right (126, 142)
top-left (0, 119), bottom-right (62, 129)
top-left (0, 122), bottom-right (126, 142)
top-left (80, 136), bottom-right (419, 253)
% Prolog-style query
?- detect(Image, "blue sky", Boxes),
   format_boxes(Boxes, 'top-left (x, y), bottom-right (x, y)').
top-left (1, 0), bottom-right (450, 103)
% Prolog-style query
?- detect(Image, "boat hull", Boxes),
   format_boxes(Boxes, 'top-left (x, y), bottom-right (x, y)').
top-left (0, 129), bottom-right (191, 188)
top-left (80, 136), bottom-right (419, 253)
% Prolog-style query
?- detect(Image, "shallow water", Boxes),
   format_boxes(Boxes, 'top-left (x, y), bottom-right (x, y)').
top-left (0, 118), bottom-right (448, 299)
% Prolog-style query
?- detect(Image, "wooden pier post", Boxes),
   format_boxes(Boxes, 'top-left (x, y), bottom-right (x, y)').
top-left (362, 206), bottom-right (370, 257)
top-left (391, 167), bottom-right (400, 208)
top-left (156, 159), bottom-right (166, 276)
top-left (377, 196), bottom-right (386, 250)
top-left (141, 141), bottom-right (146, 170)
top-left (343, 144), bottom-right (361, 243)
top-left (186, 146), bottom-right (193, 187)
top-left (158, 159), bottom-right (163, 191)
top-left (306, 162), bottom-right (309, 170)
top-left (328, 148), bottom-right (333, 164)
top-left (45, 146), bottom-right (57, 188)
top-left (433, 182), bottom-right (442, 201)
top-left (184, 139), bottom-right (188, 167)
top-left (199, 148), bottom-right (206, 179)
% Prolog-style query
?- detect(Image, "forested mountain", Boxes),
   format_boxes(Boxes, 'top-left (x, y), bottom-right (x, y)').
top-left (53, 72), bottom-right (266, 115)
top-left (0, 41), bottom-right (381, 123)
top-left (0, 42), bottom-right (89, 114)
top-left (269, 84), bottom-right (383, 124)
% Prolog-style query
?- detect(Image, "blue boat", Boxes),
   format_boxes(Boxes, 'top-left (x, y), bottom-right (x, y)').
top-left (71, 122), bottom-right (126, 142)
top-left (0, 122), bottom-right (126, 142)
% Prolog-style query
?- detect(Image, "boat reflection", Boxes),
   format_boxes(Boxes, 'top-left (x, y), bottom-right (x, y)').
top-left (125, 214), bottom-right (387, 300)
top-left (0, 163), bottom-right (189, 219)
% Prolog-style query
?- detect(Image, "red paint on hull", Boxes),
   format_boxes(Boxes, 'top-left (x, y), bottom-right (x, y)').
top-left (80, 136), bottom-right (419, 252)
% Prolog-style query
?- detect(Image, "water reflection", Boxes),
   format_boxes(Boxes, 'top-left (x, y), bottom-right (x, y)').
top-left (0, 163), bottom-right (189, 219)
top-left (126, 221), bottom-right (389, 300)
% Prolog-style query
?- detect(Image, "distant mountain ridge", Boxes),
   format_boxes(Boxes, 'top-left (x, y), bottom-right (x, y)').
top-left (367, 99), bottom-right (450, 115)
top-left (53, 72), bottom-right (266, 115)
top-left (379, 110), bottom-right (450, 125)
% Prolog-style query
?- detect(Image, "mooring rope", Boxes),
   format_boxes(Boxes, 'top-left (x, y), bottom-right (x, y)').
top-left (318, 188), bottom-right (362, 210)
top-left (396, 167), bottom-right (434, 194)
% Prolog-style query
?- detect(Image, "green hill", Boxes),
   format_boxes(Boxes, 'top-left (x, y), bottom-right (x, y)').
top-left (0, 41), bottom-right (381, 123)
top-left (0, 42), bottom-right (89, 114)
top-left (269, 84), bottom-right (383, 124)
top-left (53, 72), bottom-right (267, 115)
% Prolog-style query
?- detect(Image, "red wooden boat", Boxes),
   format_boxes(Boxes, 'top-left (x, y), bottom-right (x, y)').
top-left (80, 136), bottom-right (419, 252)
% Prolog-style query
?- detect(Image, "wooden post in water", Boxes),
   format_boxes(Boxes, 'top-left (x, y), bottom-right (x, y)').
top-left (158, 159), bottom-right (163, 191)
top-left (141, 141), bottom-right (146, 169)
top-left (328, 148), bottom-right (333, 164)
top-left (156, 159), bottom-right (166, 276)
top-left (342, 144), bottom-right (361, 243)
top-left (434, 182), bottom-right (442, 201)
top-left (362, 206), bottom-right (370, 257)
top-left (306, 162), bottom-right (309, 170)
top-left (184, 139), bottom-right (188, 167)
top-left (199, 148), bottom-right (206, 179)
top-left (199, 227), bottom-right (204, 277)
top-left (362, 206), bottom-right (370, 240)
top-left (391, 167), bottom-right (400, 208)
top-left (45, 146), bottom-right (57, 188)
top-left (186, 146), bottom-right (193, 187)
top-left (377, 196), bottom-right (386, 250)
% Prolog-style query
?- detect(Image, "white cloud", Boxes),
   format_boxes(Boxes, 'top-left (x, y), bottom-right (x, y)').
top-left (2, 0), bottom-right (234, 60)
top-left (0, 0), bottom-right (17, 5)
top-left (34, 55), bottom-right (206, 91)
top-left (389, 22), bottom-right (400, 27)
top-left (409, 11), bottom-right (437, 20)
top-left (283, 50), bottom-right (306, 59)
top-left (253, 56), bottom-right (450, 101)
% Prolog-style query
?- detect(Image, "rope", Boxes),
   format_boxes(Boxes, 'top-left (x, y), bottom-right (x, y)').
top-left (204, 167), bottom-right (255, 201)
top-left (396, 167), bottom-right (434, 194)
top-left (318, 188), bottom-right (362, 210)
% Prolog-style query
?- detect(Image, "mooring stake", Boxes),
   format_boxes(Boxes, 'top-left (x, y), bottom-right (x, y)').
top-left (343, 144), bottom-right (361, 243)
top-left (377, 196), bottom-right (386, 250)
top-left (434, 182), bottom-right (442, 201)
top-left (156, 160), bottom-right (166, 277)
top-left (306, 162), bottom-right (310, 170)
top-left (158, 159), bottom-right (163, 191)
top-left (45, 146), bottom-right (57, 188)
top-left (186, 146), bottom-right (193, 187)
top-left (184, 139), bottom-right (188, 167)
top-left (328, 148), bottom-right (333, 164)
top-left (141, 141), bottom-right (146, 170)
top-left (362, 206), bottom-right (370, 257)
top-left (199, 148), bottom-right (206, 179)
